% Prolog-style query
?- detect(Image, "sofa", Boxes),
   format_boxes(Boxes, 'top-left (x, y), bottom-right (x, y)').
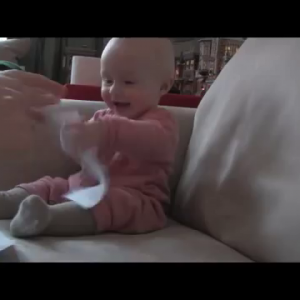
top-left (0, 38), bottom-right (299, 262)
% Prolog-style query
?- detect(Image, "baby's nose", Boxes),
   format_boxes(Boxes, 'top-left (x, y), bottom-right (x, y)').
top-left (110, 86), bottom-right (122, 99)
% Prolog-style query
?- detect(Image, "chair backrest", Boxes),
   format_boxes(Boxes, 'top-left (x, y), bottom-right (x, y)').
top-left (70, 56), bottom-right (101, 86)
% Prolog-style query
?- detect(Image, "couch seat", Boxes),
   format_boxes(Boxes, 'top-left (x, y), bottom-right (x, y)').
top-left (0, 219), bottom-right (251, 262)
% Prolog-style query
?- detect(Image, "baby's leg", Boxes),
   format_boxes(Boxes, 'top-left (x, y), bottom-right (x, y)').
top-left (10, 195), bottom-right (96, 237)
top-left (0, 188), bottom-right (30, 219)
top-left (92, 187), bottom-right (167, 234)
top-left (0, 176), bottom-right (69, 220)
top-left (10, 187), bottom-right (166, 238)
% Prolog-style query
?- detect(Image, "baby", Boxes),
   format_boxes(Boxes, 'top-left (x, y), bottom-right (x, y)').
top-left (0, 38), bottom-right (179, 238)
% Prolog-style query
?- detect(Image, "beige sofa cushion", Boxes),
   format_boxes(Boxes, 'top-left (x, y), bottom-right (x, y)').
top-left (0, 38), bottom-right (31, 63)
top-left (173, 38), bottom-right (300, 262)
top-left (165, 106), bottom-right (195, 196)
top-left (0, 219), bottom-right (251, 262)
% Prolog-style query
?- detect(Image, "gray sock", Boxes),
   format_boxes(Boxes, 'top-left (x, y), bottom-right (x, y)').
top-left (0, 187), bottom-right (30, 219)
top-left (45, 201), bottom-right (97, 236)
top-left (10, 195), bottom-right (97, 238)
top-left (10, 195), bottom-right (51, 237)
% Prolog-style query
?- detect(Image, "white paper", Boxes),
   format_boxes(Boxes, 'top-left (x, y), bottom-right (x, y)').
top-left (0, 232), bottom-right (15, 261)
top-left (42, 104), bottom-right (83, 124)
top-left (41, 104), bottom-right (109, 209)
top-left (64, 148), bottom-right (109, 209)
top-left (0, 232), bottom-right (14, 252)
top-left (0, 233), bottom-right (20, 262)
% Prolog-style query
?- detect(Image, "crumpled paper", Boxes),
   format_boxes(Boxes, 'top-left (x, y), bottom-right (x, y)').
top-left (0, 232), bottom-right (19, 262)
top-left (41, 104), bottom-right (109, 209)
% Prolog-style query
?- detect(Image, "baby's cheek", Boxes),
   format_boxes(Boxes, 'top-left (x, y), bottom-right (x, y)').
top-left (129, 90), bottom-right (144, 104)
top-left (101, 91), bottom-right (113, 108)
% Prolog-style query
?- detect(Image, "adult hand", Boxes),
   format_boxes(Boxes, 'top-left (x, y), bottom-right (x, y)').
top-left (0, 70), bottom-right (66, 122)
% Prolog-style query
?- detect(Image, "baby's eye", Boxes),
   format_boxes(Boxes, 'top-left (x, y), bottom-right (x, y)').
top-left (103, 79), bottom-right (113, 85)
top-left (124, 80), bottom-right (135, 85)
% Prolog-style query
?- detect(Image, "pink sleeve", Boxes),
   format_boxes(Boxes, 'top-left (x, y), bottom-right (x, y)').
top-left (94, 108), bottom-right (178, 162)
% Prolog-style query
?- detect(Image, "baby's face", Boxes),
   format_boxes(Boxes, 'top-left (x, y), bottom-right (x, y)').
top-left (100, 45), bottom-right (162, 119)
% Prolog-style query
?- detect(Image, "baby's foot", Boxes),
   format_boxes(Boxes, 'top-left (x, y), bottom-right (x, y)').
top-left (10, 195), bottom-right (51, 238)
top-left (0, 188), bottom-right (29, 219)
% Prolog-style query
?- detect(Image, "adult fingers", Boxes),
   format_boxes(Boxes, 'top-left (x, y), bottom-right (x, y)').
top-left (24, 88), bottom-right (61, 108)
top-left (28, 108), bottom-right (46, 122)
top-left (0, 85), bottom-right (60, 111)
top-left (0, 73), bottom-right (23, 91)
top-left (0, 86), bottom-right (23, 111)
top-left (0, 86), bottom-right (21, 98)
top-left (0, 88), bottom-right (59, 126)
top-left (2, 70), bottom-right (65, 97)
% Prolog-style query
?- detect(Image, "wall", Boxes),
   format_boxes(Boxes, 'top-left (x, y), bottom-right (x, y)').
top-left (43, 38), bottom-right (57, 79)
top-left (172, 38), bottom-right (200, 57)
top-left (21, 38), bottom-right (104, 81)
top-left (103, 38), bottom-right (111, 47)
top-left (66, 38), bottom-right (97, 49)
top-left (22, 38), bottom-right (206, 80)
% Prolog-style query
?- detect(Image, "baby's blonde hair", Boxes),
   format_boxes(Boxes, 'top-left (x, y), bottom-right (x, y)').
top-left (102, 38), bottom-right (175, 84)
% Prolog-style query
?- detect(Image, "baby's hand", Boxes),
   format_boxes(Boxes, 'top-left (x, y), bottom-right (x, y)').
top-left (60, 120), bottom-right (105, 162)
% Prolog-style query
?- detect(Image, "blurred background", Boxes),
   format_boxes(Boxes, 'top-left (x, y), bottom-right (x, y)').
top-left (0, 37), bottom-right (246, 96)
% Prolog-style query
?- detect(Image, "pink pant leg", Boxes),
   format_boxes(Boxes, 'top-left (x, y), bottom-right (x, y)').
top-left (91, 187), bottom-right (167, 234)
top-left (17, 176), bottom-right (70, 204)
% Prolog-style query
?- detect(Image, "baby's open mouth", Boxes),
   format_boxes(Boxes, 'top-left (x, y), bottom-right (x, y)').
top-left (113, 102), bottom-right (131, 107)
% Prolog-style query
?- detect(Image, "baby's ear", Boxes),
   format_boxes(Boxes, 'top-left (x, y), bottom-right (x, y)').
top-left (160, 78), bottom-right (174, 96)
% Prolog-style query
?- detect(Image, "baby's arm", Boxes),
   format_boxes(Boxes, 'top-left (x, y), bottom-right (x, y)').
top-left (95, 109), bottom-right (178, 162)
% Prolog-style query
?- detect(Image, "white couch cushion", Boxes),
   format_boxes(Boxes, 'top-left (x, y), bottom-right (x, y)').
top-left (173, 38), bottom-right (300, 262)
top-left (0, 219), bottom-right (251, 262)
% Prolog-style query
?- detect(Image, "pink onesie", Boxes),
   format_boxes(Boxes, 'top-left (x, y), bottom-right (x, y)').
top-left (18, 107), bottom-right (179, 234)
